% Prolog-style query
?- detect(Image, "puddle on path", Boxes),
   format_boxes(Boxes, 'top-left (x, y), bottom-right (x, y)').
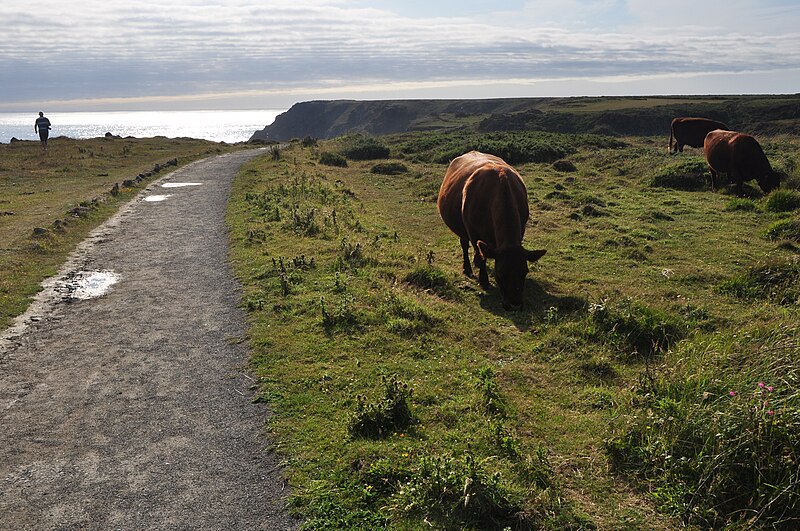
top-left (144, 194), bottom-right (172, 202)
top-left (54, 270), bottom-right (120, 300)
top-left (162, 182), bottom-right (202, 188)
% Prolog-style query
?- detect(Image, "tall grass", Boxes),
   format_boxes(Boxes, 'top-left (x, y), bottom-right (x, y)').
top-left (607, 326), bottom-right (800, 528)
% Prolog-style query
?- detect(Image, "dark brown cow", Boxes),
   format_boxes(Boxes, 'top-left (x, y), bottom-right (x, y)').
top-left (437, 151), bottom-right (545, 310)
top-left (704, 130), bottom-right (780, 196)
top-left (669, 117), bottom-right (729, 153)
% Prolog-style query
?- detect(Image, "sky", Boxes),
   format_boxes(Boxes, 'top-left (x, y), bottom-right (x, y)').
top-left (1, 0), bottom-right (799, 112)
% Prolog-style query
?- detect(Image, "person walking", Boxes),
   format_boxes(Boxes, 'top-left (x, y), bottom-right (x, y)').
top-left (34, 112), bottom-right (51, 151)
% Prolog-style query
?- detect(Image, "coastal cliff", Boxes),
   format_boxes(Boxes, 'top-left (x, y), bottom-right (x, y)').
top-left (249, 95), bottom-right (800, 142)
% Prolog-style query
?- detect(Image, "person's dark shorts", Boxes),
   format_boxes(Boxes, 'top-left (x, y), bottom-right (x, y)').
top-left (39, 129), bottom-right (49, 142)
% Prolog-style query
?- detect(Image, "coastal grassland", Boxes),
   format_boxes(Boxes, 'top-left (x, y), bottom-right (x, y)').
top-left (229, 132), bottom-right (800, 529)
top-left (0, 137), bottom-right (238, 330)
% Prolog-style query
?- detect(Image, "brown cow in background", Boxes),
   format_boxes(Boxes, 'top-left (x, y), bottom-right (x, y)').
top-left (438, 151), bottom-right (546, 310)
top-left (704, 130), bottom-right (780, 196)
top-left (669, 117), bottom-right (729, 153)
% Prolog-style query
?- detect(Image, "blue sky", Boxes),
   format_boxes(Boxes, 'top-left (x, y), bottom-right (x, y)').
top-left (1, 0), bottom-right (799, 111)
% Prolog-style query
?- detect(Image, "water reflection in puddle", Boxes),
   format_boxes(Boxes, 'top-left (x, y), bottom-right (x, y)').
top-left (162, 182), bottom-right (202, 188)
top-left (55, 270), bottom-right (120, 300)
top-left (144, 194), bottom-right (172, 202)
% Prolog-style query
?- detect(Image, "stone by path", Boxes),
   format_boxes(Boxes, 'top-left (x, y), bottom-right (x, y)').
top-left (0, 149), bottom-right (298, 530)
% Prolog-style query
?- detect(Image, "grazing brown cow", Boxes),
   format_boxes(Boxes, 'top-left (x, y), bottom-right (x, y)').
top-left (437, 151), bottom-right (546, 310)
top-left (704, 130), bottom-right (780, 196)
top-left (669, 117), bottom-right (729, 153)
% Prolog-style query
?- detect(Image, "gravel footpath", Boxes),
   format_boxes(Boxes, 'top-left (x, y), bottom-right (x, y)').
top-left (0, 149), bottom-right (298, 530)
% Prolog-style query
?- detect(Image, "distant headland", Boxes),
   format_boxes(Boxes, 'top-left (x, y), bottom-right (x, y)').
top-left (250, 94), bottom-right (800, 142)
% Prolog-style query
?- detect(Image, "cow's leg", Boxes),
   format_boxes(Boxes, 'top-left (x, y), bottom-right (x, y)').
top-left (677, 143), bottom-right (684, 153)
top-left (473, 247), bottom-right (490, 288)
top-left (460, 238), bottom-right (473, 276)
top-left (735, 172), bottom-right (744, 197)
top-left (709, 168), bottom-right (717, 191)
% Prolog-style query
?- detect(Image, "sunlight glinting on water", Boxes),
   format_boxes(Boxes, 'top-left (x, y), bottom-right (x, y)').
top-left (0, 109), bottom-right (283, 144)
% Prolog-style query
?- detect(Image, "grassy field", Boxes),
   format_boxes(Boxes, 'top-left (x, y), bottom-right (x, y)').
top-left (2, 115), bottom-right (798, 529)
top-left (0, 136), bottom-right (240, 330)
top-left (228, 132), bottom-right (800, 529)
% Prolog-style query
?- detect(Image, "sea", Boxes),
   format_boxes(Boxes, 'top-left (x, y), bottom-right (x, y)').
top-left (0, 109), bottom-right (285, 144)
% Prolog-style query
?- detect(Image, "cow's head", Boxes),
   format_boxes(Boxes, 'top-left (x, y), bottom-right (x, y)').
top-left (477, 241), bottom-right (546, 310)
top-left (759, 170), bottom-right (782, 195)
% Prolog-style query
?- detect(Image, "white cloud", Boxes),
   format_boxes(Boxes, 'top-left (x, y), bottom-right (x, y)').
top-left (1, 0), bottom-right (799, 110)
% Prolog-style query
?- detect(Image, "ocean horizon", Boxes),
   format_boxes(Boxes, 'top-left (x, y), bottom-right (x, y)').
top-left (0, 109), bottom-right (285, 144)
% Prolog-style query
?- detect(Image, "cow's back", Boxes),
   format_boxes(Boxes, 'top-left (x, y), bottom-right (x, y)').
top-left (674, 117), bottom-right (729, 148)
top-left (705, 130), bottom-right (771, 175)
top-left (704, 129), bottom-right (737, 173)
top-left (438, 151), bottom-right (511, 240)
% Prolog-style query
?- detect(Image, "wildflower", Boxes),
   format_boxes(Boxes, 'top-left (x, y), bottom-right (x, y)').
top-left (759, 382), bottom-right (765, 389)
top-left (729, 390), bottom-right (736, 397)
top-left (768, 410), bottom-right (775, 416)
top-left (767, 386), bottom-right (774, 392)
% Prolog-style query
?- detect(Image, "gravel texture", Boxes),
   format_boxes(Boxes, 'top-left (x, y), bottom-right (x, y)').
top-left (0, 149), bottom-right (298, 530)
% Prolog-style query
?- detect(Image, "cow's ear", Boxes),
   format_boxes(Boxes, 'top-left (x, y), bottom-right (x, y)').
top-left (477, 240), bottom-right (495, 259)
top-left (526, 249), bottom-right (547, 262)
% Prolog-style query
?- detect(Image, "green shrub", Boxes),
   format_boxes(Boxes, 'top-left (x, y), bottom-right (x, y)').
top-left (370, 162), bottom-right (408, 175)
top-left (765, 217), bottom-right (800, 241)
top-left (650, 160), bottom-right (708, 191)
top-left (319, 151), bottom-right (347, 167)
top-left (763, 189), bottom-right (800, 212)
top-left (393, 130), bottom-right (595, 165)
top-left (340, 136), bottom-right (390, 160)
top-left (552, 159), bottom-right (577, 172)
top-left (718, 256), bottom-right (800, 305)
top-left (348, 375), bottom-right (415, 438)
top-left (301, 135), bottom-right (318, 147)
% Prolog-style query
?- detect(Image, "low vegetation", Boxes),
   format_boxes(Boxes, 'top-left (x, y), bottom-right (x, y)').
top-left (229, 127), bottom-right (800, 529)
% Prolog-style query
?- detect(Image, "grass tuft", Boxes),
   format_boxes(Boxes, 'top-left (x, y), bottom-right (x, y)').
top-left (763, 189), bottom-right (800, 212)
top-left (765, 217), bottom-right (800, 242)
top-left (718, 256), bottom-right (800, 305)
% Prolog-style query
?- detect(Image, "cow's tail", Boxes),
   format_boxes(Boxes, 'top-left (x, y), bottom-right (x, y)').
top-left (668, 127), bottom-right (674, 153)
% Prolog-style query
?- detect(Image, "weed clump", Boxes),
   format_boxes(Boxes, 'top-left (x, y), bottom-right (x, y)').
top-left (403, 265), bottom-right (459, 299)
top-left (388, 452), bottom-right (524, 528)
top-left (380, 292), bottom-right (439, 336)
top-left (370, 162), bottom-right (408, 175)
top-left (320, 295), bottom-right (361, 334)
top-left (348, 375), bottom-right (415, 438)
top-left (476, 367), bottom-right (507, 417)
top-left (763, 189), bottom-right (800, 212)
top-left (724, 197), bottom-right (758, 211)
top-left (650, 159), bottom-right (708, 191)
top-left (587, 298), bottom-right (687, 357)
top-left (718, 256), bottom-right (800, 305)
